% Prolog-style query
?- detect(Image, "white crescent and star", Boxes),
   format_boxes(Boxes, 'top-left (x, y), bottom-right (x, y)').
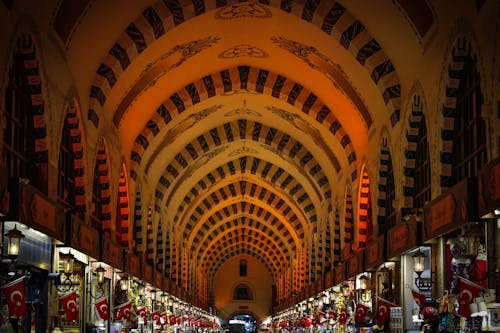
top-left (10, 290), bottom-right (23, 306)
top-left (67, 300), bottom-right (76, 312)
top-left (378, 305), bottom-right (387, 315)
top-left (460, 289), bottom-right (473, 304)
top-left (100, 304), bottom-right (108, 314)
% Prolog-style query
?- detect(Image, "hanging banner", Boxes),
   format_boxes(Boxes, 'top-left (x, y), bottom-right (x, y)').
top-left (346, 251), bottom-right (364, 279)
top-left (1, 276), bottom-right (27, 318)
top-left (95, 297), bottom-right (109, 321)
top-left (126, 252), bottom-right (141, 278)
top-left (101, 237), bottom-right (124, 270)
top-left (70, 216), bottom-right (100, 260)
top-left (334, 264), bottom-right (345, 285)
top-left (60, 292), bottom-right (78, 322)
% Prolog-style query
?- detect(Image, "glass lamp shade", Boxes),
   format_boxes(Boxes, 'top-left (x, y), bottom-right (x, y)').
top-left (413, 250), bottom-right (426, 276)
top-left (151, 289), bottom-right (156, 300)
top-left (358, 274), bottom-right (370, 290)
top-left (61, 252), bottom-right (75, 275)
top-left (96, 265), bottom-right (106, 285)
top-left (121, 278), bottom-right (129, 291)
top-left (6, 225), bottom-right (24, 258)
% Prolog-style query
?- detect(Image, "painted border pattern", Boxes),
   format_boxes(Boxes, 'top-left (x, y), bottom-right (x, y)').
top-left (117, 167), bottom-right (130, 247)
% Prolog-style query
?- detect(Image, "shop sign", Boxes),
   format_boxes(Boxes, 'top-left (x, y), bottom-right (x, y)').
top-left (423, 178), bottom-right (477, 241)
top-left (101, 237), bottom-right (124, 270)
top-left (334, 264), bottom-right (345, 285)
top-left (364, 235), bottom-right (385, 269)
top-left (71, 216), bottom-right (100, 260)
top-left (478, 157), bottom-right (500, 216)
top-left (126, 252), bottom-right (141, 278)
top-left (347, 251), bottom-right (364, 278)
top-left (387, 216), bottom-right (418, 259)
top-left (143, 263), bottom-right (154, 284)
top-left (155, 270), bottom-right (163, 289)
top-left (19, 183), bottom-right (66, 242)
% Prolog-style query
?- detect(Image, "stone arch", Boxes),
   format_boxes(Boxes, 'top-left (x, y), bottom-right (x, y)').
top-left (129, 66), bottom-right (357, 182)
top-left (439, 37), bottom-right (486, 189)
top-left (92, 137), bottom-right (112, 232)
top-left (116, 163), bottom-right (130, 247)
top-left (88, 1), bottom-right (401, 129)
top-left (376, 130), bottom-right (396, 234)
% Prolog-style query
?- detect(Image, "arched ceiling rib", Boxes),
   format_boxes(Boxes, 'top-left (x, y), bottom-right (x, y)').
top-left (57, 0), bottom-right (419, 310)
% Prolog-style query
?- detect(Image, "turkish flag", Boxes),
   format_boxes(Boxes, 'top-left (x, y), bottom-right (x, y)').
top-left (95, 297), bottom-right (109, 320)
top-left (136, 306), bottom-right (147, 321)
top-left (354, 303), bottom-right (370, 323)
top-left (375, 297), bottom-right (392, 324)
top-left (458, 277), bottom-right (483, 317)
top-left (60, 292), bottom-right (78, 322)
top-left (1, 277), bottom-right (27, 318)
top-left (151, 311), bottom-right (161, 325)
top-left (411, 289), bottom-right (427, 308)
top-left (160, 312), bottom-right (167, 325)
top-left (115, 301), bottom-right (131, 320)
top-left (338, 307), bottom-right (348, 324)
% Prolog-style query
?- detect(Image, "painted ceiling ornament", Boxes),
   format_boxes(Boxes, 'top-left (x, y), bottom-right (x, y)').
top-left (218, 44), bottom-right (269, 59)
top-left (270, 36), bottom-right (372, 128)
top-left (225, 100), bottom-right (262, 117)
top-left (265, 106), bottom-right (341, 172)
top-left (214, 2), bottom-right (272, 20)
top-left (228, 146), bottom-right (259, 157)
top-left (114, 36), bottom-right (221, 126)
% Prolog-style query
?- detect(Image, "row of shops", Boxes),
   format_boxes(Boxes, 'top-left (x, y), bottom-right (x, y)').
top-left (0, 180), bottom-right (220, 333)
top-left (271, 158), bottom-right (500, 333)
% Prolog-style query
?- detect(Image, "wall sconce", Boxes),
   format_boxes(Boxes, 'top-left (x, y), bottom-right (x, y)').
top-left (413, 250), bottom-right (431, 291)
top-left (54, 251), bottom-right (75, 292)
top-left (94, 264), bottom-right (106, 297)
top-left (120, 276), bottom-right (129, 291)
top-left (6, 224), bottom-right (24, 259)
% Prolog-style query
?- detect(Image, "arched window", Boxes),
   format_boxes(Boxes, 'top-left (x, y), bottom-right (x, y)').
top-left (451, 52), bottom-right (487, 184)
top-left (233, 283), bottom-right (253, 300)
top-left (3, 37), bottom-right (46, 192)
top-left (239, 259), bottom-right (247, 277)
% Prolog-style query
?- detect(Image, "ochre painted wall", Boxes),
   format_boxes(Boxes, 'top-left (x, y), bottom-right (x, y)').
top-left (213, 255), bottom-right (273, 322)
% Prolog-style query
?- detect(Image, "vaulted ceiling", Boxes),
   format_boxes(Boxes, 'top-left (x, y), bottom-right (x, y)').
top-left (51, 0), bottom-right (432, 313)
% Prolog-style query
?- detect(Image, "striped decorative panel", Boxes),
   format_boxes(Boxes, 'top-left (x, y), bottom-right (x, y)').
top-left (344, 189), bottom-right (354, 253)
top-left (333, 209), bottom-right (341, 262)
top-left (324, 217), bottom-right (332, 271)
top-left (377, 140), bottom-right (393, 233)
top-left (116, 167), bottom-right (130, 247)
top-left (133, 185), bottom-right (143, 254)
top-left (66, 98), bottom-right (87, 216)
top-left (357, 168), bottom-right (371, 249)
top-left (92, 139), bottom-right (111, 232)
top-left (156, 218), bottom-right (163, 272)
top-left (146, 206), bottom-right (154, 264)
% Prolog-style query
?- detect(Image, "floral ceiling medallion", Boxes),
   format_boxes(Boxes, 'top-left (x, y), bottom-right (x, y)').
top-left (214, 2), bottom-right (272, 19)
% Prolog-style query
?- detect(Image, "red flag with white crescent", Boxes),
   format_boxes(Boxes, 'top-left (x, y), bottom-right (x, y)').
top-left (458, 277), bottom-right (484, 317)
top-left (95, 297), bottom-right (109, 320)
top-left (160, 312), bottom-right (167, 325)
top-left (60, 292), bottom-right (78, 322)
top-left (411, 289), bottom-right (426, 308)
top-left (115, 301), bottom-right (131, 320)
top-left (151, 311), bottom-right (161, 325)
top-left (338, 307), bottom-right (348, 324)
top-left (1, 277), bottom-right (27, 318)
top-left (375, 297), bottom-right (392, 324)
top-left (136, 306), bottom-right (147, 321)
top-left (354, 303), bottom-right (370, 323)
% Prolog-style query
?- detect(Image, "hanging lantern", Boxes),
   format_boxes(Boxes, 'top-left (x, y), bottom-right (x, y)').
top-left (61, 251), bottom-right (75, 275)
top-left (96, 265), bottom-right (106, 285)
top-left (6, 224), bottom-right (24, 259)
top-left (412, 250), bottom-right (426, 276)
